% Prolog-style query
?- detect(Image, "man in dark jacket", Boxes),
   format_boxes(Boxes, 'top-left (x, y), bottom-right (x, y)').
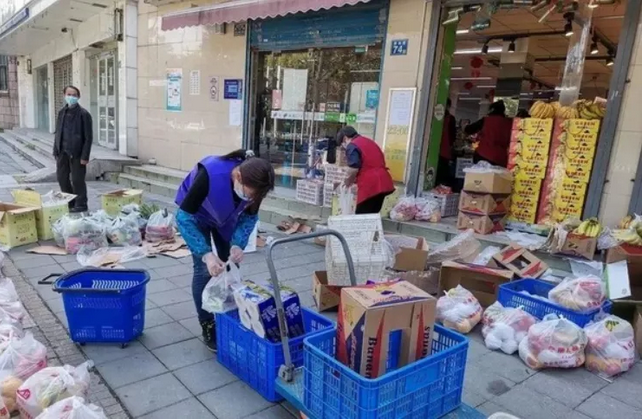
top-left (53, 86), bottom-right (93, 212)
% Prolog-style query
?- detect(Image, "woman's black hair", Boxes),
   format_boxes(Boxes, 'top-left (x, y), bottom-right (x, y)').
top-left (223, 149), bottom-right (275, 214)
top-left (63, 85), bottom-right (81, 98)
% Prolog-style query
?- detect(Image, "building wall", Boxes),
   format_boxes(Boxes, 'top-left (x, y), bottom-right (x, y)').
top-left (0, 58), bottom-right (19, 130)
top-left (598, 20), bottom-right (642, 226)
top-left (137, 0), bottom-right (247, 170)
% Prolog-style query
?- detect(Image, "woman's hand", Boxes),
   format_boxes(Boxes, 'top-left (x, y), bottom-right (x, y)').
top-left (230, 246), bottom-right (244, 264)
top-left (202, 252), bottom-right (225, 276)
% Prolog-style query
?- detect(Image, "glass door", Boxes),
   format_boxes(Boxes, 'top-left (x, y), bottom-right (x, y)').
top-left (97, 53), bottom-right (117, 149)
top-left (35, 66), bottom-right (49, 132)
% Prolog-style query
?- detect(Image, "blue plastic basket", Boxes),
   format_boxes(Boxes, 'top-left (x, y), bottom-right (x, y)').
top-left (54, 269), bottom-right (149, 345)
top-left (216, 307), bottom-right (334, 402)
top-left (498, 278), bottom-right (612, 327)
top-left (303, 325), bottom-right (468, 419)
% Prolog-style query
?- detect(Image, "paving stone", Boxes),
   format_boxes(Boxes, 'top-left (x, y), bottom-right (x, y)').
top-left (523, 367), bottom-right (608, 408)
top-left (60, 261), bottom-right (82, 272)
top-left (462, 388), bottom-right (488, 408)
top-left (167, 274), bottom-right (193, 288)
top-left (151, 264), bottom-right (193, 279)
top-left (475, 351), bottom-right (537, 384)
top-left (147, 288), bottom-right (192, 306)
top-left (174, 359), bottom-right (238, 394)
top-left (464, 363), bottom-right (515, 403)
top-left (476, 401), bottom-right (516, 417)
top-left (246, 405), bottom-right (296, 418)
top-left (142, 256), bottom-right (185, 269)
top-left (44, 297), bottom-right (66, 313)
top-left (115, 373), bottom-right (191, 417)
top-left (179, 318), bottom-right (202, 337)
top-left (466, 339), bottom-right (491, 364)
top-left (13, 255), bottom-right (58, 269)
top-left (140, 397), bottom-right (216, 419)
top-left (600, 363), bottom-right (642, 408)
top-left (146, 279), bottom-right (178, 294)
top-left (494, 383), bottom-right (573, 418)
top-left (577, 392), bottom-right (642, 419)
top-left (96, 351), bottom-right (168, 388)
top-left (139, 322), bottom-right (194, 350)
top-left (20, 265), bottom-right (62, 282)
top-left (152, 338), bottom-right (212, 370)
top-left (145, 308), bottom-right (175, 328)
top-left (198, 381), bottom-right (273, 419)
top-left (162, 301), bottom-right (196, 321)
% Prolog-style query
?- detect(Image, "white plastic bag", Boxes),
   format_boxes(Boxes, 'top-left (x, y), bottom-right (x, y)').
top-left (202, 262), bottom-right (243, 314)
top-left (436, 285), bottom-right (483, 334)
top-left (63, 217), bottom-right (108, 255)
top-left (414, 197), bottom-right (441, 222)
top-left (145, 209), bottom-right (175, 242)
top-left (0, 278), bottom-right (26, 326)
top-left (389, 196), bottom-right (417, 222)
top-left (0, 332), bottom-right (47, 381)
top-left (548, 276), bottom-right (606, 312)
top-left (51, 216), bottom-right (72, 248)
top-left (17, 361), bottom-right (93, 419)
top-left (336, 185), bottom-right (357, 216)
top-left (35, 396), bottom-right (107, 419)
top-left (584, 315), bottom-right (636, 378)
top-left (106, 215), bottom-right (142, 246)
top-left (1, 375), bottom-right (22, 414)
top-left (481, 302), bottom-right (537, 354)
top-left (518, 314), bottom-right (587, 370)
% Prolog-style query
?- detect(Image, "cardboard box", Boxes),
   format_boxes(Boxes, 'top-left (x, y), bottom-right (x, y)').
top-left (557, 233), bottom-right (597, 260)
top-left (102, 189), bottom-right (143, 216)
top-left (11, 189), bottom-right (76, 240)
top-left (386, 235), bottom-right (429, 272)
top-left (438, 261), bottom-right (514, 307)
top-left (491, 244), bottom-right (548, 278)
top-left (463, 171), bottom-right (513, 194)
top-left (605, 245), bottom-right (642, 300)
top-left (336, 281), bottom-right (436, 378)
top-left (312, 271), bottom-right (347, 311)
top-left (457, 211), bottom-right (506, 235)
top-left (383, 267), bottom-right (440, 295)
top-left (459, 192), bottom-right (510, 215)
top-left (0, 203), bottom-right (38, 249)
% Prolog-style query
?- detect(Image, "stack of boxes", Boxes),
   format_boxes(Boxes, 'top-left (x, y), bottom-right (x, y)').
top-left (507, 118), bottom-right (553, 224)
top-left (537, 119), bottom-right (601, 224)
top-left (295, 179), bottom-right (324, 206)
top-left (457, 170), bottom-right (513, 234)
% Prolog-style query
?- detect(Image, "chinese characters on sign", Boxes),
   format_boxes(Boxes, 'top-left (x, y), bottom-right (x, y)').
top-left (224, 79), bottom-right (243, 99)
top-left (391, 39), bottom-right (408, 56)
top-left (166, 68), bottom-right (182, 112)
top-left (383, 88), bottom-right (416, 182)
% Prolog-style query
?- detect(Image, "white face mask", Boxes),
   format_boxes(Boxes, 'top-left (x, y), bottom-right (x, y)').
top-left (234, 180), bottom-right (250, 201)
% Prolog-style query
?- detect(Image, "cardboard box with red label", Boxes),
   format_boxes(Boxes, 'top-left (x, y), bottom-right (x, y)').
top-left (438, 261), bottom-right (514, 307)
top-left (556, 233), bottom-right (598, 260)
top-left (458, 192), bottom-right (511, 215)
top-left (490, 244), bottom-right (549, 278)
top-left (457, 211), bottom-right (506, 235)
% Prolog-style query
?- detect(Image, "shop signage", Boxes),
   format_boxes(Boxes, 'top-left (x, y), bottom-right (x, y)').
top-left (383, 88), bottom-right (416, 182)
top-left (0, 8), bottom-right (29, 38)
top-left (209, 76), bottom-right (219, 101)
top-left (326, 102), bottom-right (341, 113)
top-left (391, 39), bottom-right (408, 56)
top-left (166, 68), bottom-right (182, 112)
top-left (270, 110), bottom-right (324, 121)
top-left (365, 90), bottom-right (379, 109)
top-left (224, 79), bottom-right (243, 99)
top-left (325, 112), bottom-right (341, 123)
top-left (346, 113), bottom-right (357, 124)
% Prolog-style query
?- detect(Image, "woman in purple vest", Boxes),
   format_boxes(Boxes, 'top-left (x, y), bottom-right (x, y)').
top-left (175, 149), bottom-right (275, 351)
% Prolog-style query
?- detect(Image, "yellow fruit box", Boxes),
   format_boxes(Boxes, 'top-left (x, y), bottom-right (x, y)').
top-left (555, 178), bottom-right (588, 199)
top-left (554, 193), bottom-right (586, 211)
top-left (551, 205), bottom-right (583, 223)
top-left (510, 160), bottom-right (547, 179)
top-left (0, 203), bottom-right (39, 249)
top-left (11, 189), bottom-right (76, 241)
top-left (513, 118), bottom-right (554, 134)
top-left (513, 176), bottom-right (543, 198)
top-left (510, 195), bottom-right (539, 215)
top-left (102, 189), bottom-right (143, 216)
top-left (564, 119), bottom-right (601, 135)
top-left (559, 131), bottom-right (600, 148)
top-left (510, 137), bottom-right (552, 156)
top-left (562, 156), bottom-right (594, 182)
top-left (559, 141), bottom-right (597, 162)
top-left (507, 207), bottom-right (537, 224)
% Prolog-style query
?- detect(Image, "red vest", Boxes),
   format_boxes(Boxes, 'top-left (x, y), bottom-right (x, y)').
top-left (475, 115), bottom-right (512, 167)
top-left (352, 135), bottom-right (395, 204)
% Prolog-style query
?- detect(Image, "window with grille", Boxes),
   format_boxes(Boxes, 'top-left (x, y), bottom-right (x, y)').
top-left (0, 56), bottom-right (8, 92)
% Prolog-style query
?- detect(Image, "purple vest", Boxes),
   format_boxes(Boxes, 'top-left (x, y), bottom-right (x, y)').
top-left (175, 156), bottom-right (247, 240)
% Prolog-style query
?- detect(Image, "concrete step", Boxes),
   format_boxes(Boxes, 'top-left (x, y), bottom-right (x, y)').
top-left (116, 173), bottom-right (178, 198)
top-left (0, 132), bottom-right (51, 170)
top-left (5, 130), bottom-right (53, 161)
top-left (124, 165), bottom-right (185, 185)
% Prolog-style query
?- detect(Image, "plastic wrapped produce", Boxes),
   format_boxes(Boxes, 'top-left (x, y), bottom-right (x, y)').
top-left (51, 216), bottom-right (71, 248)
top-left (518, 314), bottom-right (587, 370)
top-left (436, 285), bottom-right (483, 334)
top-left (584, 315), bottom-right (636, 378)
top-left (0, 278), bottom-right (26, 326)
top-left (1, 375), bottom-right (22, 414)
top-left (145, 209), bottom-right (175, 242)
top-left (482, 302), bottom-right (537, 354)
top-left (106, 215), bottom-right (142, 246)
top-left (63, 217), bottom-right (108, 255)
top-left (389, 196), bottom-right (417, 222)
top-left (0, 332), bottom-right (47, 381)
top-left (548, 276), bottom-right (606, 312)
top-left (35, 396), bottom-right (108, 419)
top-left (414, 197), bottom-right (441, 222)
top-left (17, 362), bottom-right (93, 419)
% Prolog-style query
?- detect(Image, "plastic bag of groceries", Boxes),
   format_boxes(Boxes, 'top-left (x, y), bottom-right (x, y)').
top-left (389, 196), bottom-right (417, 222)
top-left (548, 276), bottom-right (606, 312)
top-left (436, 285), bottom-right (483, 334)
top-left (202, 262), bottom-right (243, 314)
top-left (17, 362), bottom-right (93, 419)
top-left (145, 209), bottom-right (175, 242)
top-left (51, 215), bottom-right (72, 248)
top-left (0, 332), bottom-right (47, 381)
top-left (63, 217), bottom-right (108, 255)
top-left (481, 302), bottom-right (537, 354)
top-left (0, 277), bottom-right (26, 326)
top-left (35, 396), bottom-right (108, 419)
top-left (518, 314), bottom-right (587, 370)
top-left (121, 204), bottom-right (147, 236)
top-left (584, 315), bottom-right (636, 378)
top-left (1, 375), bottom-right (22, 414)
top-left (414, 196), bottom-right (441, 222)
top-left (106, 215), bottom-right (142, 246)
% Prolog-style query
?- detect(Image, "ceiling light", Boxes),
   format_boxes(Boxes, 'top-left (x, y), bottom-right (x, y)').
top-left (590, 39), bottom-right (599, 55)
top-left (454, 47), bottom-right (502, 55)
top-left (564, 21), bottom-right (574, 37)
top-left (606, 56), bottom-right (614, 66)
top-left (458, 92), bottom-right (470, 95)
top-left (482, 43), bottom-right (489, 54)
top-left (508, 40), bottom-right (516, 53)
top-left (456, 29), bottom-right (470, 35)
top-left (451, 66), bottom-right (464, 70)
top-left (451, 77), bottom-right (493, 81)
top-left (477, 85), bottom-right (496, 89)
top-left (459, 97), bottom-right (483, 101)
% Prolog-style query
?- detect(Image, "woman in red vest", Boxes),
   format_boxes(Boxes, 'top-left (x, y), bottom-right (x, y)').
top-left (337, 126), bottom-right (395, 214)
top-left (465, 100), bottom-right (513, 167)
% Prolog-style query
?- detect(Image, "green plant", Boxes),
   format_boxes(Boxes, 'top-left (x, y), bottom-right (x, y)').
top-left (139, 202), bottom-right (161, 220)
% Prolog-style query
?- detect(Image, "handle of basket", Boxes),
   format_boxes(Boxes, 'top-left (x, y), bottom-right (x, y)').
top-left (37, 273), bottom-right (64, 286)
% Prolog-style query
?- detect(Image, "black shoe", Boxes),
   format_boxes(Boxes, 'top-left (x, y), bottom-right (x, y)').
top-left (200, 319), bottom-right (217, 352)
top-left (70, 206), bottom-right (88, 213)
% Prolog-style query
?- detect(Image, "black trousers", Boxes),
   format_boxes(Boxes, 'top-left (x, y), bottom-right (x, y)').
top-left (356, 193), bottom-right (388, 214)
top-left (56, 154), bottom-right (87, 209)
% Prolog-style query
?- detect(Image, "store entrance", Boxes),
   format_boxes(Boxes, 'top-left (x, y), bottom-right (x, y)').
top-left (35, 65), bottom-right (49, 132)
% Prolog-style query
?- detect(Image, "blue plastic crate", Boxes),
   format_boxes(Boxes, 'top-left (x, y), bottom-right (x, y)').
top-left (498, 278), bottom-right (612, 327)
top-left (304, 325), bottom-right (468, 419)
top-left (216, 307), bottom-right (334, 402)
top-left (54, 269), bottom-right (149, 345)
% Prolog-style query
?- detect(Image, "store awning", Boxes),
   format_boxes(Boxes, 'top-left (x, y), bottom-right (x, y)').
top-left (161, 0), bottom-right (372, 31)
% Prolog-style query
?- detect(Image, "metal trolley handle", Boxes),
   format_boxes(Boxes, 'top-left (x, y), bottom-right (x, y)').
top-left (266, 229), bottom-right (356, 382)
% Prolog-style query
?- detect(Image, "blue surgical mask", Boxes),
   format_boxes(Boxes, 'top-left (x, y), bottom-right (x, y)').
top-left (65, 95), bottom-right (79, 106)
top-left (234, 181), bottom-right (250, 201)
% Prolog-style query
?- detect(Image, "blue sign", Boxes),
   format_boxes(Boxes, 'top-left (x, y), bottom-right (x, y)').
top-left (391, 39), bottom-right (408, 56)
top-left (0, 8), bottom-right (29, 38)
top-left (224, 79), bottom-right (243, 100)
top-left (365, 90), bottom-right (379, 110)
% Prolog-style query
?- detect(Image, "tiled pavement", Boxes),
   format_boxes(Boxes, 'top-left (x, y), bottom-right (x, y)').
top-left (1, 181), bottom-right (642, 418)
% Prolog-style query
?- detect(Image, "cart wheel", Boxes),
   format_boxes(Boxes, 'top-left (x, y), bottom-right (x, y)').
top-left (121, 343), bottom-right (128, 349)
top-left (79, 343), bottom-right (86, 347)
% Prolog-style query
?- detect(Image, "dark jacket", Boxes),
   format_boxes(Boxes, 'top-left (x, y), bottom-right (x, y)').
top-left (53, 105), bottom-right (93, 160)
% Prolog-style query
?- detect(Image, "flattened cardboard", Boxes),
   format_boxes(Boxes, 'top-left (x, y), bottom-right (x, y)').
top-left (463, 171), bottom-right (513, 194)
top-left (491, 244), bottom-right (548, 278)
top-left (558, 233), bottom-right (597, 260)
top-left (438, 261), bottom-right (514, 307)
top-left (387, 235), bottom-right (430, 271)
top-left (312, 271), bottom-right (347, 311)
top-left (458, 192), bottom-right (511, 215)
top-left (457, 211), bottom-right (506, 235)
top-left (27, 246), bottom-right (68, 256)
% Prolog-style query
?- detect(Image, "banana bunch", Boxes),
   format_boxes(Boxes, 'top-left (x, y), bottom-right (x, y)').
top-left (618, 214), bottom-right (638, 230)
top-left (613, 228), bottom-right (642, 246)
top-left (574, 100), bottom-right (605, 120)
top-left (555, 105), bottom-right (579, 119)
top-left (573, 217), bottom-right (602, 237)
top-left (529, 101), bottom-right (556, 119)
